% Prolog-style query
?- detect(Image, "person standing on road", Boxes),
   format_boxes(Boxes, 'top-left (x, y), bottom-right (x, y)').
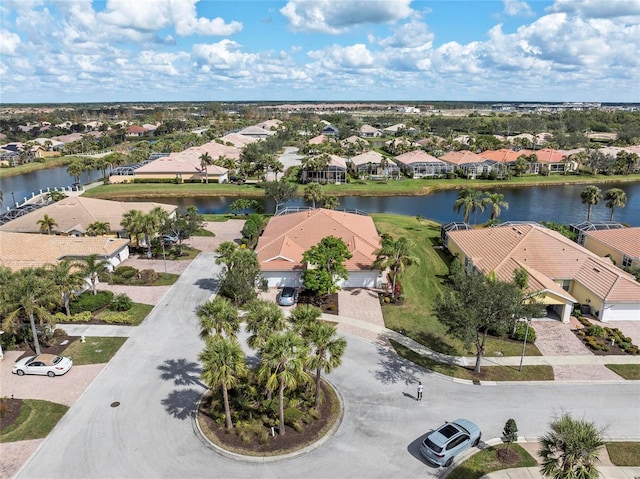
top-left (417, 381), bottom-right (423, 401)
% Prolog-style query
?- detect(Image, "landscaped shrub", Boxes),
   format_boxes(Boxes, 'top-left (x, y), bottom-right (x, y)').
top-left (138, 269), bottom-right (159, 283)
top-left (70, 291), bottom-right (114, 314)
top-left (110, 293), bottom-right (133, 311)
top-left (115, 266), bottom-right (137, 280)
top-left (54, 311), bottom-right (92, 323)
top-left (511, 322), bottom-right (537, 344)
top-left (586, 325), bottom-right (607, 338)
top-left (101, 312), bottom-right (133, 324)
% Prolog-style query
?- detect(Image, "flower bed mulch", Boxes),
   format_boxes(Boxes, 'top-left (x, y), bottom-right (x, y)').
top-left (297, 291), bottom-right (339, 315)
top-left (0, 398), bottom-right (24, 432)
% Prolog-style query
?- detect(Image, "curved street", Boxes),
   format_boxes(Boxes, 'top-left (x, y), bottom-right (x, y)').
top-left (15, 252), bottom-right (640, 479)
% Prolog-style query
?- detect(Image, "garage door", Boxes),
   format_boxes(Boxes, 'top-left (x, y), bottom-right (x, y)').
top-left (601, 303), bottom-right (640, 322)
top-left (262, 272), bottom-right (303, 288)
top-left (340, 272), bottom-right (381, 288)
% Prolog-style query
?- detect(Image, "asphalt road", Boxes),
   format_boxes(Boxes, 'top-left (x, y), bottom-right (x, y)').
top-left (16, 253), bottom-right (640, 479)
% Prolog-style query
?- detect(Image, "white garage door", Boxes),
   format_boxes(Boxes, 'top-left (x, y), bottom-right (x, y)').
top-left (340, 271), bottom-right (381, 288)
top-left (601, 303), bottom-right (640, 322)
top-left (262, 272), bottom-right (303, 288)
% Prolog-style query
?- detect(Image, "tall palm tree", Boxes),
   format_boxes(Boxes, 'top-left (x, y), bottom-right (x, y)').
top-left (199, 152), bottom-right (214, 184)
top-left (139, 207), bottom-right (167, 253)
top-left (199, 335), bottom-right (247, 431)
top-left (373, 235), bottom-right (420, 294)
top-left (46, 260), bottom-right (85, 316)
top-left (303, 182), bottom-right (324, 208)
top-left (580, 185), bottom-right (602, 221)
top-left (245, 299), bottom-right (287, 350)
top-left (37, 214), bottom-right (58, 235)
top-left (87, 221), bottom-right (111, 236)
top-left (539, 413), bottom-right (604, 479)
top-left (323, 195), bottom-right (339, 210)
top-left (258, 331), bottom-right (309, 436)
top-left (484, 192), bottom-right (509, 221)
top-left (67, 160), bottom-right (85, 185)
top-left (1, 268), bottom-right (58, 355)
top-left (121, 209), bottom-right (144, 247)
top-left (288, 304), bottom-right (322, 337)
top-left (453, 188), bottom-right (476, 223)
top-left (307, 322), bottom-right (346, 408)
top-left (196, 296), bottom-right (239, 339)
top-left (79, 254), bottom-right (111, 295)
top-left (603, 188), bottom-right (627, 221)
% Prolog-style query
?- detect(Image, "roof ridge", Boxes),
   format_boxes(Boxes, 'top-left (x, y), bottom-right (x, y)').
top-left (491, 224), bottom-right (534, 274)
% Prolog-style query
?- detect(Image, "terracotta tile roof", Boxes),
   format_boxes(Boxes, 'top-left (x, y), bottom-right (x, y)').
top-left (256, 209), bottom-right (381, 272)
top-left (584, 227), bottom-right (640, 258)
top-left (360, 125), bottom-right (380, 133)
top-left (524, 148), bottom-right (566, 164)
top-left (394, 150), bottom-right (444, 165)
top-left (126, 125), bottom-right (148, 134)
top-left (218, 133), bottom-right (259, 148)
top-left (447, 224), bottom-right (640, 303)
top-left (0, 197), bottom-right (176, 234)
top-left (0, 231), bottom-right (129, 271)
top-left (308, 134), bottom-right (328, 144)
top-left (439, 150), bottom-right (487, 165)
top-left (350, 151), bottom-right (386, 166)
top-left (479, 149), bottom-right (524, 163)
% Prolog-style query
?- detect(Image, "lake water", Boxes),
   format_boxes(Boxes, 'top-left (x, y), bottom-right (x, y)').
top-left (155, 181), bottom-right (640, 226)
top-left (1, 165), bottom-right (638, 226)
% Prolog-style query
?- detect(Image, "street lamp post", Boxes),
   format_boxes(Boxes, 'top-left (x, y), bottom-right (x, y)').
top-left (518, 319), bottom-right (530, 372)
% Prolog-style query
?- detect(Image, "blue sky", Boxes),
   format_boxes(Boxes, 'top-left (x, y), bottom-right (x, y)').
top-left (1, 0), bottom-right (639, 103)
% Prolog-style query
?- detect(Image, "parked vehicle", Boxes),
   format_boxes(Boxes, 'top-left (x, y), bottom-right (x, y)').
top-left (12, 354), bottom-right (73, 377)
top-left (420, 418), bottom-right (481, 467)
top-left (277, 287), bottom-right (298, 306)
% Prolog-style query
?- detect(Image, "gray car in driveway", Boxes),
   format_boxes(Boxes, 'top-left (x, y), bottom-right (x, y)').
top-left (420, 418), bottom-right (482, 467)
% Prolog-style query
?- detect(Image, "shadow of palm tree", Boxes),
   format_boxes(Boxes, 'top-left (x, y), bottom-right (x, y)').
top-left (372, 342), bottom-right (428, 385)
top-left (161, 388), bottom-right (202, 420)
top-left (157, 358), bottom-right (205, 387)
top-left (194, 277), bottom-right (220, 291)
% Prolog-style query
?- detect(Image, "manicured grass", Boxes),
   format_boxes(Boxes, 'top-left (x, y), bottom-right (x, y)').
top-left (62, 336), bottom-right (127, 365)
top-left (447, 444), bottom-right (538, 479)
top-left (373, 214), bottom-right (542, 357)
top-left (201, 214), bottom-right (232, 222)
top-left (149, 273), bottom-right (180, 285)
top-left (605, 364), bottom-right (640, 379)
top-left (172, 246), bottom-right (201, 260)
top-left (390, 340), bottom-right (554, 381)
top-left (95, 303), bottom-right (154, 325)
top-left (606, 442), bottom-right (640, 466)
top-left (80, 173), bottom-right (640, 200)
top-left (0, 400), bottom-right (69, 443)
top-left (194, 228), bottom-right (215, 236)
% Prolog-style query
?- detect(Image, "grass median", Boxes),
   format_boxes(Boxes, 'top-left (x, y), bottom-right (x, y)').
top-left (0, 399), bottom-right (69, 443)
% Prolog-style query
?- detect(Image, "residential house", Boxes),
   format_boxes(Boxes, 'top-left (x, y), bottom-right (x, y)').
top-left (0, 231), bottom-right (130, 272)
top-left (439, 151), bottom-right (497, 179)
top-left (582, 227), bottom-right (640, 270)
top-left (237, 125), bottom-right (274, 139)
top-left (394, 150), bottom-right (453, 177)
top-left (349, 151), bottom-right (401, 179)
top-left (255, 208), bottom-right (382, 288)
top-left (446, 224), bottom-right (640, 322)
top-left (359, 125), bottom-right (382, 138)
top-left (301, 154), bottom-right (347, 184)
top-left (126, 125), bottom-right (149, 137)
top-left (0, 196), bottom-right (176, 237)
top-left (218, 133), bottom-right (260, 148)
top-left (382, 123), bottom-right (416, 136)
top-left (256, 119), bottom-right (283, 131)
top-left (321, 124), bottom-right (340, 137)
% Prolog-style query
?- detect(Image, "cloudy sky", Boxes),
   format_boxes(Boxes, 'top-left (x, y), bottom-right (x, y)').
top-left (1, 0), bottom-right (639, 103)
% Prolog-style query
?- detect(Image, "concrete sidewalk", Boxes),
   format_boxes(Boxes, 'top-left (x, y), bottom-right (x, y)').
top-left (481, 466), bottom-right (640, 478)
top-left (59, 324), bottom-right (137, 337)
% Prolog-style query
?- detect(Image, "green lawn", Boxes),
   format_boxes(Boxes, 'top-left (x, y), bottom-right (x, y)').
top-left (0, 399), bottom-right (69, 443)
top-left (605, 364), bottom-right (640, 379)
top-left (94, 303), bottom-right (153, 325)
top-left (372, 214), bottom-right (542, 358)
top-left (79, 173), bottom-right (640, 200)
top-left (447, 444), bottom-right (538, 479)
top-left (62, 336), bottom-right (127, 365)
top-left (606, 442), bottom-right (640, 466)
top-left (149, 273), bottom-right (180, 285)
top-left (390, 340), bottom-right (554, 381)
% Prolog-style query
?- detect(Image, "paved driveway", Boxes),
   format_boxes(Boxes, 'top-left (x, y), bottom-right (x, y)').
top-left (16, 254), bottom-right (640, 479)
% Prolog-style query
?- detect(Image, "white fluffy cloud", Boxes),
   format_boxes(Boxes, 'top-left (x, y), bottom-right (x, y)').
top-left (547, 0), bottom-right (640, 18)
top-left (0, 29), bottom-right (21, 56)
top-left (280, 0), bottom-right (414, 34)
top-left (503, 0), bottom-right (533, 17)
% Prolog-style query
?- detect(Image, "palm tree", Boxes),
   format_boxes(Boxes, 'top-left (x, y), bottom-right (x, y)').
top-left (121, 209), bottom-right (144, 247)
top-left (139, 207), bottom-right (168, 254)
top-left (37, 214), bottom-right (58, 235)
top-left (323, 195), bottom-right (339, 210)
top-left (245, 299), bottom-right (287, 350)
top-left (306, 322), bottom-right (346, 408)
top-left (46, 260), bottom-right (85, 316)
top-left (199, 152), bottom-right (214, 184)
top-left (304, 182), bottom-right (324, 208)
top-left (484, 192), bottom-right (509, 221)
top-left (196, 296), bottom-right (239, 339)
top-left (453, 189), bottom-right (476, 223)
top-left (199, 335), bottom-right (247, 431)
top-left (87, 221), bottom-right (111, 236)
top-left (79, 254), bottom-right (111, 295)
top-left (603, 188), bottom-right (627, 221)
top-left (580, 185), bottom-right (602, 221)
top-left (373, 235), bottom-right (420, 295)
top-left (288, 304), bottom-right (322, 337)
top-left (1, 268), bottom-right (58, 355)
top-left (258, 331), bottom-right (309, 436)
top-left (539, 413), bottom-right (604, 479)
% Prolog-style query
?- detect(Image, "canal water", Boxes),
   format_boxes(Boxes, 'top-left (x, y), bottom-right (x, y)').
top-left (1, 165), bottom-right (639, 226)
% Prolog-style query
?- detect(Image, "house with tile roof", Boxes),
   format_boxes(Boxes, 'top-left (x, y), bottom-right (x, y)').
top-left (0, 196), bottom-right (176, 236)
top-left (394, 150), bottom-right (453, 177)
top-left (439, 150), bottom-right (498, 179)
top-left (359, 124), bottom-right (382, 138)
top-left (237, 125), bottom-right (274, 139)
top-left (446, 224), bottom-right (640, 322)
top-left (301, 154), bottom-right (348, 184)
top-left (256, 208), bottom-right (382, 288)
top-left (0, 231), bottom-right (130, 272)
top-left (582, 227), bottom-right (640, 271)
top-left (349, 151), bottom-right (401, 179)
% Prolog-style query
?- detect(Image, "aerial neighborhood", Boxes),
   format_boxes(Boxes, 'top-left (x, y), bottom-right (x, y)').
top-left (1, 102), bottom-right (639, 478)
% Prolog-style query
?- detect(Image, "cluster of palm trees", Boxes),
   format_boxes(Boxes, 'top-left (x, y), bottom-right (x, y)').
top-left (453, 189), bottom-right (509, 224)
top-left (0, 254), bottom-right (111, 355)
top-left (197, 297), bottom-right (346, 437)
top-left (120, 207), bottom-right (170, 253)
top-left (580, 185), bottom-right (627, 221)
top-left (303, 182), bottom-right (340, 210)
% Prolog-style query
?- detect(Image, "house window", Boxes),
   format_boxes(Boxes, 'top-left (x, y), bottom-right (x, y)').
top-left (560, 279), bottom-right (571, 292)
top-left (622, 255), bottom-right (633, 268)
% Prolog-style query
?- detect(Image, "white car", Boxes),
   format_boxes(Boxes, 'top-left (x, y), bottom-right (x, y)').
top-left (12, 354), bottom-right (73, 377)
